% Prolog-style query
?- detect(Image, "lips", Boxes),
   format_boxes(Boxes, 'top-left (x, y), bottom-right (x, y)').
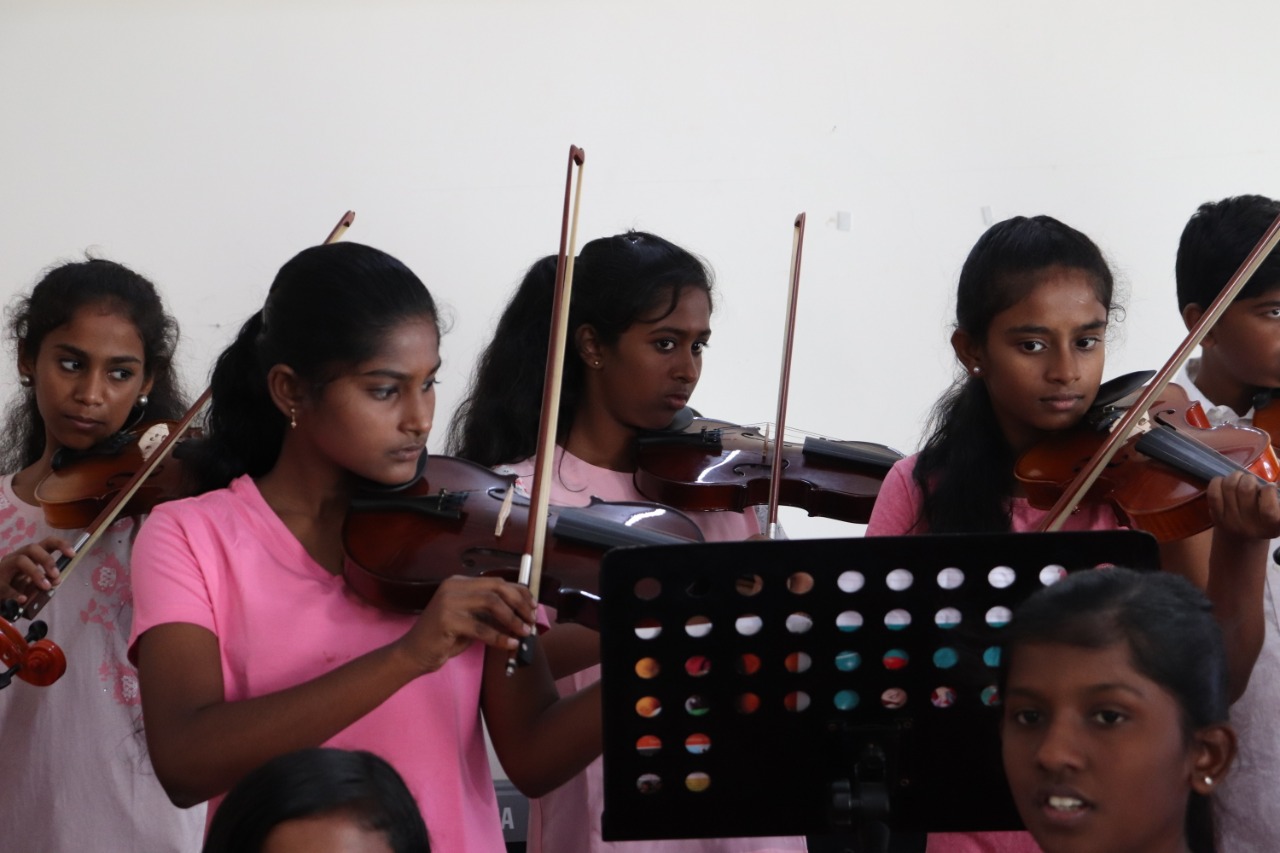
top-left (1041, 394), bottom-right (1085, 413)
top-left (390, 445), bottom-right (425, 462)
top-left (1032, 786), bottom-right (1094, 828)
top-left (664, 392), bottom-right (690, 409)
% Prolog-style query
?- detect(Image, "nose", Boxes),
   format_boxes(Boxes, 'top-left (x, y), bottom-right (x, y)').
top-left (74, 371), bottom-right (106, 406)
top-left (1034, 716), bottom-right (1086, 773)
top-left (673, 347), bottom-right (701, 385)
top-left (403, 388), bottom-right (435, 438)
top-left (1045, 348), bottom-right (1081, 385)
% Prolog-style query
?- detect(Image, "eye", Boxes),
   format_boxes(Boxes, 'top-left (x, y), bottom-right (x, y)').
top-left (1076, 336), bottom-right (1102, 351)
top-left (691, 340), bottom-right (709, 356)
top-left (1010, 708), bottom-right (1043, 726)
top-left (108, 367), bottom-right (136, 381)
top-left (422, 378), bottom-right (438, 392)
top-left (1266, 307), bottom-right (1280, 319)
top-left (655, 339), bottom-right (676, 353)
top-left (1090, 708), bottom-right (1127, 726)
top-left (57, 357), bottom-right (84, 372)
top-left (1018, 340), bottom-right (1046, 353)
top-left (369, 386), bottom-right (397, 401)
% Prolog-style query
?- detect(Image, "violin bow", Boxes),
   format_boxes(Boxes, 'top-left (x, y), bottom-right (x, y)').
top-left (1038, 211), bottom-right (1280, 531)
top-left (510, 145), bottom-right (586, 675)
top-left (764, 213), bottom-right (806, 539)
top-left (3, 211), bottom-right (359, 686)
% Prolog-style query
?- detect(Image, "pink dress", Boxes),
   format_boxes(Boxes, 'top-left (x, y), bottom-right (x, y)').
top-left (866, 454), bottom-right (1122, 853)
top-left (129, 475), bottom-right (506, 853)
top-left (504, 448), bottom-right (808, 853)
top-left (0, 474), bottom-right (205, 852)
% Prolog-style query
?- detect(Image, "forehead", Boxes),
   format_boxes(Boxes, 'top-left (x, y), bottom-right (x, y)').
top-left (992, 268), bottom-right (1108, 327)
top-left (359, 317), bottom-right (440, 363)
top-left (1006, 640), bottom-right (1160, 698)
top-left (633, 287), bottom-right (711, 329)
top-left (38, 305), bottom-right (145, 355)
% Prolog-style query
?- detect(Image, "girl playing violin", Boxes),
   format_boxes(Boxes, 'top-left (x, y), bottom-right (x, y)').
top-left (449, 231), bottom-right (806, 853)
top-left (865, 215), bottom-right (1280, 853)
top-left (1173, 194), bottom-right (1280, 852)
top-left (1000, 567), bottom-right (1235, 853)
top-left (129, 242), bottom-right (601, 852)
top-left (0, 259), bottom-right (204, 851)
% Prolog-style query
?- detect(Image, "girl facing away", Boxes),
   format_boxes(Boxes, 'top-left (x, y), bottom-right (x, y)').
top-left (865, 215), bottom-right (1280, 852)
top-left (1000, 567), bottom-right (1235, 853)
top-left (449, 231), bottom-right (806, 852)
top-left (0, 259), bottom-right (204, 851)
top-left (203, 747), bottom-right (430, 853)
top-left (128, 242), bottom-right (601, 853)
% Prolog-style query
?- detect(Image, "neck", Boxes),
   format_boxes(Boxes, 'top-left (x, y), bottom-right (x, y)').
top-left (1187, 354), bottom-right (1256, 416)
top-left (10, 440), bottom-right (60, 506)
top-left (563, 403), bottom-right (637, 472)
top-left (255, 436), bottom-right (354, 574)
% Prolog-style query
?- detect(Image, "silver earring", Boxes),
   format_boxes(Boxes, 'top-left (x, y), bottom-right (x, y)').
top-left (594, 360), bottom-right (601, 368)
top-left (972, 366), bottom-right (983, 376)
top-left (1204, 775), bottom-right (1214, 787)
top-left (289, 407), bottom-right (297, 430)
top-left (137, 394), bottom-right (149, 408)
top-left (18, 374), bottom-right (32, 387)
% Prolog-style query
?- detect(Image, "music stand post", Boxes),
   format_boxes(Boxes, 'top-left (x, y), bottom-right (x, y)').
top-left (599, 531), bottom-right (1159, 848)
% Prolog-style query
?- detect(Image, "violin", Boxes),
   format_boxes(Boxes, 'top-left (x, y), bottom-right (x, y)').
top-left (634, 417), bottom-right (903, 523)
top-left (34, 420), bottom-right (199, 529)
top-left (1250, 388), bottom-right (1280, 445)
top-left (341, 455), bottom-right (704, 629)
top-left (1017, 379), bottom-right (1280, 542)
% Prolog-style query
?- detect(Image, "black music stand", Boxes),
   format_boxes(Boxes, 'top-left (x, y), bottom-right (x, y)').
top-left (598, 531), bottom-right (1159, 851)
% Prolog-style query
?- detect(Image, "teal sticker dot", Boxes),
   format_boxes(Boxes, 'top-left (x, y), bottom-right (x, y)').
top-left (883, 649), bottom-right (909, 671)
top-left (981, 686), bottom-right (1000, 707)
top-left (834, 689), bottom-right (860, 711)
top-left (835, 651), bottom-right (862, 672)
top-left (983, 646), bottom-right (1002, 668)
top-left (933, 647), bottom-right (958, 669)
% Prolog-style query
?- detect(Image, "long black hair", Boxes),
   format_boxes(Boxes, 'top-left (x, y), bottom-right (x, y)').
top-left (187, 242), bottom-right (438, 491)
top-left (202, 748), bottom-right (430, 853)
top-left (912, 216), bottom-right (1116, 532)
top-left (1001, 568), bottom-right (1227, 853)
top-left (448, 231), bottom-right (712, 466)
top-left (1, 258), bottom-right (186, 473)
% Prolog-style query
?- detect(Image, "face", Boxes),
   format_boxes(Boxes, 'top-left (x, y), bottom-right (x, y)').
top-left (957, 267), bottom-right (1108, 454)
top-left (591, 287), bottom-right (711, 431)
top-left (1002, 641), bottom-right (1203, 853)
top-left (21, 305), bottom-right (154, 454)
top-left (1196, 290), bottom-right (1280, 389)
top-left (261, 813), bottom-right (393, 853)
top-left (292, 318), bottom-right (439, 486)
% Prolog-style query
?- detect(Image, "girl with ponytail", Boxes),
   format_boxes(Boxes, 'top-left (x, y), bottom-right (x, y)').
top-left (866, 216), bottom-right (1280, 853)
top-left (129, 242), bottom-right (601, 853)
top-left (450, 231), bottom-right (807, 853)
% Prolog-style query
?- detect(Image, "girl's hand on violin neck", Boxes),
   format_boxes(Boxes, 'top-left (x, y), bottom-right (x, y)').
top-left (0, 536), bottom-right (74, 604)
top-left (393, 576), bottom-right (536, 675)
top-left (1208, 470), bottom-right (1280, 540)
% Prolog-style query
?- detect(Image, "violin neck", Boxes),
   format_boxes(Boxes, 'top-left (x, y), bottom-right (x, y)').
top-left (553, 507), bottom-right (694, 548)
top-left (1134, 426), bottom-right (1252, 483)
top-left (802, 437), bottom-right (902, 471)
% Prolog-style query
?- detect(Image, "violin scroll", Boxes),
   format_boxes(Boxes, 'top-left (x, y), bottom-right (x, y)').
top-left (0, 608), bottom-right (66, 689)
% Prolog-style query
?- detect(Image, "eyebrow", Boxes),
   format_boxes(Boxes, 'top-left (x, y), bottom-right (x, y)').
top-left (1002, 319), bottom-right (1108, 335)
top-left (1004, 682), bottom-right (1148, 701)
top-left (51, 342), bottom-right (143, 365)
top-left (648, 325), bottom-right (712, 337)
top-left (360, 360), bottom-right (443, 380)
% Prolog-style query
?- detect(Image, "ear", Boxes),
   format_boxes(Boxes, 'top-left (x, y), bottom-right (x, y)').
top-left (265, 364), bottom-right (307, 421)
top-left (16, 341), bottom-right (33, 383)
top-left (575, 324), bottom-right (604, 368)
top-left (951, 328), bottom-right (984, 377)
top-left (1182, 303), bottom-right (1212, 345)
top-left (1188, 722), bottom-right (1237, 796)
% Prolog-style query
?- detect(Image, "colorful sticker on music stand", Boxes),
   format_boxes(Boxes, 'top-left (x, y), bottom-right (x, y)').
top-left (685, 772), bottom-right (711, 793)
top-left (981, 685), bottom-right (1000, 707)
top-left (685, 694), bottom-right (710, 717)
top-left (635, 696), bottom-right (661, 718)
top-left (635, 657), bottom-right (660, 679)
top-left (882, 649), bottom-right (909, 670)
top-left (834, 689), bottom-right (860, 711)
top-left (685, 733), bottom-right (711, 755)
top-left (931, 686), bottom-right (956, 708)
top-left (636, 735), bottom-right (662, 757)
top-left (933, 647), bottom-right (958, 669)
top-left (880, 687), bottom-right (907, 709)
top-left (685, 655), bottom-right (711, 677)
top-left (835, 650), bottom-right (862, 672)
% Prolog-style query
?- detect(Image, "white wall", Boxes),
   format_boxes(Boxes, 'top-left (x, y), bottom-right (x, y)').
top-left (3, 1), bottom-right (1280, 539)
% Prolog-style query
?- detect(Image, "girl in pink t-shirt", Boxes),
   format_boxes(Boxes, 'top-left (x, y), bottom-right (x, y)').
top-left (129, 242), bottom-right (600, 853)
top-left (450, 231), bottom-right (806, 853)
top-left (0, 259), bottom-right (204, 851)
top-left (865, 215), bottom-right (1280, 853)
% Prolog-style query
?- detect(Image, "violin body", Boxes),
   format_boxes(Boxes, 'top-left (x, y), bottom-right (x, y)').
top-left (634, 418), bottom-right (903, 523)
top-left (1017, 384), bottom-right (1280, 542)
top-left (342, 455), bottom-right (704, 624)
top-left (35, 421), bottom-right (198, 529)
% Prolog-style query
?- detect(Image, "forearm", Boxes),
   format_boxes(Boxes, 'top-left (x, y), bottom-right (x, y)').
top-left (140, 629), bottom-right (421, 806)
top-left (482, 642), bottom-right (602, 797)
top-left (1205, 532), bottom-right (1268, 701)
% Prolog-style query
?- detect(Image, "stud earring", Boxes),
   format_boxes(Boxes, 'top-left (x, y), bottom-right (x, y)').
top-left (137, 394), bottom-right (149, 408)
top-left (972, 366), bottom-right (983, 376)
top-left (1204, 776), bottom-right (1214, 787)
top-left (290, 407), bottom-right (297, 429)
top-left (18, 374), bottom-right (32, 387)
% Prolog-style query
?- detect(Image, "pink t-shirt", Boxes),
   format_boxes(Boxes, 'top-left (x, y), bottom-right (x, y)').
top-left (128, 475), bottom-right (506, 853)
top-left (867, 454), bottom-right (1122, 853)
top-left (504, 448), bottom-right (807, 853)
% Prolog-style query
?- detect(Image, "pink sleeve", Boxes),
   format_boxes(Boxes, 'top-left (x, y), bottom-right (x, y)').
top-left (127, 502), bottom-right (218, 664)
top-left (865, 456), bottom-right (927, 536)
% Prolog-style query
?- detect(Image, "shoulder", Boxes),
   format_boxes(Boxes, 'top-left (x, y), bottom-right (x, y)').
top-left (865, 454), bottom-right (927, 535)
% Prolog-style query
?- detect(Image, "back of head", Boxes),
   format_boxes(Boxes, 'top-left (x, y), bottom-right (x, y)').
top-left (914, 215), bottom-right (1115, 533)
top-left (1003, 567), bottom-right (1228, 729)
top-left (448, 230), bottom-right (712, 465)
top-left (1176, 195), bottom-right (1280, 310)
top-left (2, 257), bottom-right (186, 472)
top-left (201, 748), bottom-right (430, 853)
top-left (192, 242), bottom-right (438, 490)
